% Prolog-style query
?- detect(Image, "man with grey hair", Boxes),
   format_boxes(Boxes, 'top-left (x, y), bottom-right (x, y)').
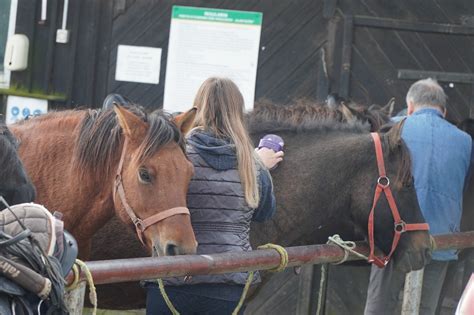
top-left (365, 78), bottom-right (472, 314)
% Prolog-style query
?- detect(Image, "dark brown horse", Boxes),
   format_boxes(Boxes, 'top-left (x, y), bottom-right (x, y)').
top-left (10, 105), bottom-right (198, 258)
top-left (89, 100), bottom-right (430, 309)
top-left (0, 123), bottom-right (35, 205)
top-left (248, 102), bottom-right (430, 268)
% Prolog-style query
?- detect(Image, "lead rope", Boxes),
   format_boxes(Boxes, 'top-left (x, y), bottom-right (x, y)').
top-left (66, 259), bottom-right (97, 315)
top-left (316, 235), bottom-right (368, 315)
top-left (158, 244), bottom-right (289, 315)
top-left (327, 234), bottom-right (369, 263)
top-left (232, 244), bottom-right (289, 315)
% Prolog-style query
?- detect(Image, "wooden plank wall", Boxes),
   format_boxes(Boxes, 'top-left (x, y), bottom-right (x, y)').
top-left (5, 0), bottom-right (114, 108)
top-left (336, 0), bottom-right (474, 123)
top-left (106, 0), bottom-right (330, 111)
top-left (249, 1), bottom-right (474, 313)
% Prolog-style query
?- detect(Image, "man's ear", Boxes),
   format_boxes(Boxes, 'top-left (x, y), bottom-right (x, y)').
top-left (114, 105), bottom-right (148, 141)
top-left (173, 107), bottom-right (197, 134)
top-left (407, 101), bottom-right (415, 116)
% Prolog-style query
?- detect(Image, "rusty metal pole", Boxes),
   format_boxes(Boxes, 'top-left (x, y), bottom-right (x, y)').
top-left (65, 232), bottom-right (474, 285)
top-left (66, 242), bottom-right (372, 285)
top-left (401, 268), bottom-right (424, 315)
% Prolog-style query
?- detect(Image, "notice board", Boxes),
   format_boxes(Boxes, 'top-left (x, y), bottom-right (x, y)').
top-left (163, 6), bottom-right (263, 112)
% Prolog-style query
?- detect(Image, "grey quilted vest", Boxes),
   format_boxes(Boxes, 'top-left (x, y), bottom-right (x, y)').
top-left (165, 142), bottom-right (260, 286)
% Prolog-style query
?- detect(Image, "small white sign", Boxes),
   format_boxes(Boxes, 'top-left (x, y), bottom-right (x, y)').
top-left (6, 96), bottom-right (48, 125)
top-left (115, 45), bottom-right (162, 84)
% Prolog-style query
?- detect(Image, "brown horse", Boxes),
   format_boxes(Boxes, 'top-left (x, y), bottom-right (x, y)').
top-left (10, 105), bottom-right (198, 258)
top-left (89, 100), bottom-right (430, 310)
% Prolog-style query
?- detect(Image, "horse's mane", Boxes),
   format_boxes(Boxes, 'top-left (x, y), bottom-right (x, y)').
top-left (0, 124), bottom-right (22, 178)
top-left (247, 99), bottom-right (371, 134)
top-left (74, 106), bottom-right (184, 181)
top-left (384, 120), bottom-right (413, 190)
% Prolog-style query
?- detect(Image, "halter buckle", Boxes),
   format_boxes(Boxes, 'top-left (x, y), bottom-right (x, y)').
top-left (114, 174), bottom-right (122, 188)
top-left (368, 256), bottom-right (389, 268)
top-left (394, 221), bottom-right (406, 233)
top-left (133, 218), bottom-right (145, 232)
top-left (377, 176), bottom-right (390, 188)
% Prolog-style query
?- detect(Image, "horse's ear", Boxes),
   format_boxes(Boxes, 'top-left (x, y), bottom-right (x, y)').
top-left (340, 102), bottom-right (356, 122)
top-left (114, 105), bottom-right (147, 141)
top-left (173, 107), bottom-right (197, 134)
top-left (381, 98), bottom-right (395, 117)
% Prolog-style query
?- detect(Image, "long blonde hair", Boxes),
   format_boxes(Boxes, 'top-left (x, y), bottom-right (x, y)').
top-left (192, 77), bottom-right (259, 208)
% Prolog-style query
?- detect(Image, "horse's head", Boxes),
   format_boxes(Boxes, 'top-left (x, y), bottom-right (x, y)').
top-left (351, 122), bottom-right (431, 272)
top-left (326, 93), bottom-right (393, 131)
top-left (112, 106), bottom-right (197, 256)
top-left (0, 125), bottom-right (36, 205)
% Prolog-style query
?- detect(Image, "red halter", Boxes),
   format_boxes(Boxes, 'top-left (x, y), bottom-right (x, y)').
top-left (368, 133), bottom-right (430, 267)
top-left (113, 139), bottom-right (190, 246)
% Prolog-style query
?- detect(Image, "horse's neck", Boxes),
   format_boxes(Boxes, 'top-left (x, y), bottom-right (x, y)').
top-left (250, 132), bottom-right (370, 247)
top-left (11, 113), bottom-right (116, 237)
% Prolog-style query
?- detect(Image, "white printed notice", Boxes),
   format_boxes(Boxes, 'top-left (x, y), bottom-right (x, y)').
top-left (115, 45), bottom-right (162, 84)
top-left (163, 6), bottom-right (263, 112)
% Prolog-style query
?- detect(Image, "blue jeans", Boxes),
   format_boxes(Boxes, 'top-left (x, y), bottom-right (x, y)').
top-left (364, 260), bottom-right (449, 315)
top-left (145, 283), bottom-right (245, 315)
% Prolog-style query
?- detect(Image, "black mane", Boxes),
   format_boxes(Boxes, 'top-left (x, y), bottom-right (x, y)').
top-left (247, 99), bottom-right (371, 134)
top-left (0, 123), bottom-right (36, 204)
top-left (0, 124), bottom-right (21, 174)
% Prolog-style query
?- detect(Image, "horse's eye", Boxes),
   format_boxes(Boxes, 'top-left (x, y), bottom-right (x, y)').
top-left (138, 168), bottom-right (152, 184)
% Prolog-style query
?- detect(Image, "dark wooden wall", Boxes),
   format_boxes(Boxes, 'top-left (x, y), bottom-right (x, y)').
top-left (4, 0), bottom-right (474, 123)
top-left (106, 0), bottom-right (330, 109)
top-left (3, 0), bottom-right (331, 111)
top-left (334, 0), bottom-right (474, 123)
top-left (3, 0), bottom-right (113, 108)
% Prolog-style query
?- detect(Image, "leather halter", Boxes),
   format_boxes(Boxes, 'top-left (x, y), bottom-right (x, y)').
top-left (113, 139), bottom-right (190, 246)
top-left (368, 133), bottom-right (429, 267)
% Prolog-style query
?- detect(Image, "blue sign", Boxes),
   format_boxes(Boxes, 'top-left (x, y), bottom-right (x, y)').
top-left (33, 109), bottom-right (42, 116)
top-left (11, 106), bottom-right (19, 116)
top-left (22, 108), bottom-right (30, 117)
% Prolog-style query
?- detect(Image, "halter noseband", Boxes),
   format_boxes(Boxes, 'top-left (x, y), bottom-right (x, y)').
top-left (368, 132), bottom-right (429, 267)
top-left (113, 139), bottom-right (190, 246)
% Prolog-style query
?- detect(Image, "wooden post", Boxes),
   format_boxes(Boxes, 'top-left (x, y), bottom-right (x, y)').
top-left (295, 265), bottom-right (315, 314)
top-left (338, 15), bottom-right (353, 98)
top-left (401, 268), bottom-right (424, 315)
top-left (64, 281), bottom-right (86, 315)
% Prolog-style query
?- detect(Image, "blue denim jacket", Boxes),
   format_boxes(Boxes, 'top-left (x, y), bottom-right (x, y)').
top-left (402, 108), bottom-right (472, 260)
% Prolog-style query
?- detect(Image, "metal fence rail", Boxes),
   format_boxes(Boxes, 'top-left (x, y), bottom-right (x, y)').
top-left (66, 231), bottom-right (474, 285)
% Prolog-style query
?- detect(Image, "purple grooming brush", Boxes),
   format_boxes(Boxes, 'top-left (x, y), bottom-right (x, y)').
top-left (258, 134), bottom-right (284, 152)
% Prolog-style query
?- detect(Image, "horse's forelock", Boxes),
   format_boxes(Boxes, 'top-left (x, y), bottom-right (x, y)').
top-left (135, 111), bottom-right (185, 164)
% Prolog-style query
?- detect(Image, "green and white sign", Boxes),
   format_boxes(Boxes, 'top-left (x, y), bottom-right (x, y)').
top-left (171, 6), bottom-right (262, 25)
top-left (164, 6), bottom-right (263, 112)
